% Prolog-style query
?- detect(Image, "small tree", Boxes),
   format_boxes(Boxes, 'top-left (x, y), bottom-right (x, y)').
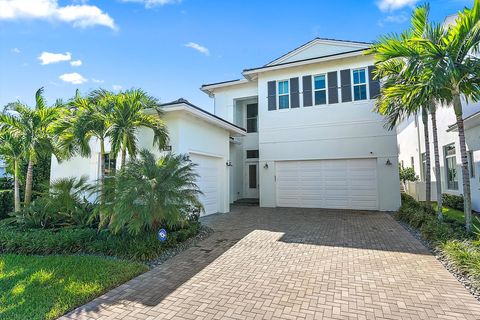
top-left (399, 166), bottom-right (419, 185)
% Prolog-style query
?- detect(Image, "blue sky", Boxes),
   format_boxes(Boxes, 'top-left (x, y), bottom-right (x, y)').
top-left (0, 0), bottom-right (474, 112)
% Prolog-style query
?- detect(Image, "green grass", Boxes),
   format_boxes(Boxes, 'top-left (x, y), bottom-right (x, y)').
top-left (431, 203), bottom-right (480, 229)
top-left (0, 254), bottom-right (147, 320)
top-left (442, 240), bottom-right (480, 283)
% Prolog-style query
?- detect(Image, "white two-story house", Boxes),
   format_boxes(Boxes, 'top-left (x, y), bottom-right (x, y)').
top-left (51, 38), bottom-right (401, 215)
top-left (201, 38), bottom-right (401, 212)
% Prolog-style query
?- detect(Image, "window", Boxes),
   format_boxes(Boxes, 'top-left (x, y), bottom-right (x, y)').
top-left (421, 153), bottom-right (427, 181)
top-left (103, 153), bottom-right (116, 176)
top-left (469, 151), bottom-right (475, 178)
top-left (278, 80), bottom-right (289, 109)
top-left (314, 74), bottom-right (327, 105)
top-left (411, 156), bottom-right (415, 172)
top-left (249, 164), bottom-right (257, 189)
top-left (401, 160), bottom-right (404, 168)
top-left (352, 68), bottom-right (367, 101)
top-left (246, 103), bottom-right (258, 133)
top-left (246, 150), bottom-right (259, 159)
top-left (444, 144), bottom-right (458, 190)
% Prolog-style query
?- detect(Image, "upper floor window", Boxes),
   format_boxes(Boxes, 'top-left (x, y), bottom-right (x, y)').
top-left (352, 69), bottom-right (367, 101)
top-left (246, 150), bottom-right (259, 159)
top-left (314, 74), bottom-right (327, 105)
top-left (246, 103), bottom-right (258, 133)
top-left (444, 144), bottom-right (458, 190)
top-left (278, 80), bottom-right (289, 109)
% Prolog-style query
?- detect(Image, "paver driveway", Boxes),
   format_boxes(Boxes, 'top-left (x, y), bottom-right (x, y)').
top-left (62, 207), bottom-right (480, 320)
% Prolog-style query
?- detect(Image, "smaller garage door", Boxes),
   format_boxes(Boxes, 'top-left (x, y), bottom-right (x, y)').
top-left (276, 159), bottom-right (378, 210)
top-left (190, 154), bottom-right (220, 216)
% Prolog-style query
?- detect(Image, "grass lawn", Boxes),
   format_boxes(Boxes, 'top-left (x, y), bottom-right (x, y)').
top-left (0, 254), bottom-right (147, 320)
top-left (432, 203), bottom-right (480, 229)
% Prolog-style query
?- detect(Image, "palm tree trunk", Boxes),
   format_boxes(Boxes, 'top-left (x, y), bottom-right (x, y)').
top-left (453, 94), bottom-right (472, 232)
top-left (422, 108), bottom-right (431, 205)
top-left (24, 157), bottom-right (34, 207)
top-left (13, 160), bottom-right (20, 212)
top-left (121, 147), bottom-right (126, 168)
top-left (430, 107), bottom-right (443, 220)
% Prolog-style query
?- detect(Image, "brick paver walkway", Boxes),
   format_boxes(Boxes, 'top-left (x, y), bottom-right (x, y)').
top-left (62, 207), bottom-right (480, 319)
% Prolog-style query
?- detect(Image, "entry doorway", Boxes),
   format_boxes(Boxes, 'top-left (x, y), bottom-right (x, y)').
top-left (245, 162), bottom-right (259, 199)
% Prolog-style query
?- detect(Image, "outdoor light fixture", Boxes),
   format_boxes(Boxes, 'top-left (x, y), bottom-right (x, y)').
top-left (226, 160), bottom-right (232, 167)
top-left (264, 163), bottom-right (269, 169)
top-left (386, 159), bottom-right (392, 166)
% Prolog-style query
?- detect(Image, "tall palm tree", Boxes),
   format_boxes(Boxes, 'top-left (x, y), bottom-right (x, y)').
top-left (0, 88), bottom-right (60, 207)
top-left (109, 89), bottom-right (168, 168)
top-left (54, 89), bottom-right (114, 203)
top-left (369, 4), bottom-right (450, 219)
top-left (410, 1), bottom-right (480, 231)
top-left (0, 131), bottom-right (24, 212)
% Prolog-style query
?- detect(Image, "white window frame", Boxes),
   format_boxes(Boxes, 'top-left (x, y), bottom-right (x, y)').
top-left (245, 103), bottom-right (258, 133)
top-left (444, 143), bottom-right (458, 190)
top-left (352, 68), bottom-right (368, 101)
top-left (313, 74), bottom-right (328, 106)
top-left (468, 150), bottom-right (475, 178)
top-left (277, 79), bottom-right (290, 110)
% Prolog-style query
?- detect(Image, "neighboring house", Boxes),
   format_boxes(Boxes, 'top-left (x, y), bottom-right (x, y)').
top-left (51, 37), bottom-right (402, 215)
top-left (397, 104), bottom-right (480, 212)
top-left (201, 38), bottom-right (401, 211)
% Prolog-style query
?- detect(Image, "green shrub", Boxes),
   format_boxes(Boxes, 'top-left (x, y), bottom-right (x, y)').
top-left (0, 221), bottom-right (200, 261)
top-left (10, 176), bottom-right (95, 228)
top-left (0, 177), bottom-right (14, 219)
top-left (442, 193), bottom-right (464, 211)
top-left (399, 166), bottom-right (418, 183)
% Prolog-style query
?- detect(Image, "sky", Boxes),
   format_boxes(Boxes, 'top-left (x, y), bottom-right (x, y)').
top-left (0, 0), bottom-right (475, 113)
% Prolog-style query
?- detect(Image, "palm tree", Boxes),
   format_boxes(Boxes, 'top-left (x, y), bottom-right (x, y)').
top-left (109, 89), bottom-right (169, 168)
top-left (55, 89), bottom-right (113, 192)
top-left (0, 88), bottom-right (60, 207)
top-left (409, 1), bottom-right (480, 231)
top-left (101, 149), bottom-right (202, 235)
top-left (368, 4), bottom-right (448, 219)
top-left (0, 131), bottom-right (24, 212)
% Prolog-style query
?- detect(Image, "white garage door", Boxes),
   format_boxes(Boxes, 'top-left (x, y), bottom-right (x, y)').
top-left (276, 159), bottom-right (378, 210)
top-left (190, 154), bottom-right (220, 216)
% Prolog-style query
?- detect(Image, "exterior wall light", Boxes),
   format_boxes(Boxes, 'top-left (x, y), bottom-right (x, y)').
top-left (226, 160), bottom-right (233, 167)
top-left (385, 159), bottom-right (392, 166)
top-left (263, 163), bottom-right (269, 169)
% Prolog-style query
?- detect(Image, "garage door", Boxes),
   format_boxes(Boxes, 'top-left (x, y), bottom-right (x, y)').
top-left (276, 159), bottom-right (378, 210)
top-left (190, 154), bottom-right (220, 216)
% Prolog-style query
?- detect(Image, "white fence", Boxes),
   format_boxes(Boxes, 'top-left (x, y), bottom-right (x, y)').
top-left (405, 181), bottom-right (438, 202)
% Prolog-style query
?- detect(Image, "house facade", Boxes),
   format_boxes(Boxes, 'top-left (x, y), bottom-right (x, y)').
top-left (398, 103), bottom-right (480, 212)
top-left (51, 38), bottom-right (402, 215)
top-left (201, 38), bottom-right (401, 211)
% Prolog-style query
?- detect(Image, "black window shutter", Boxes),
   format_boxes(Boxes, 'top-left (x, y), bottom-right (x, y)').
top-left (368, 65), bottom-right (380, 99)
top-left (267, 81), bottom-right (276, 111)
top-left (327, 71), bottom-right (338, 104)
top-left (290, 77), bottom-right (300, 108)
top-left (340, 69), bottom-right (352, 103)
top-left (302, 75), bottom-right (312, 107)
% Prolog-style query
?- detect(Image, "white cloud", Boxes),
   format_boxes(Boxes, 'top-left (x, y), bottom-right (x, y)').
top-left (38, 51), bottom-right (71, 65)
top-left (92, 78), bottom-right (104, 83)
top-left (0, 0), bottom-right (116, 29)
top-left (184, 42), bottom-right (210, 56)
top-left (112, 84), bottom-right (122, 90)
top-left (376, 0), bottom-right (418, 12)
top-left (384, 13), bottom-right (408, 23)
top-left (59, 72), bottom-right (87, 84)
top-left (121, 0), bottom-right (181, 8)
top-left (11, 48), bottom-right (20, 53)
top-left (70, 59), bottom-right (82, 67)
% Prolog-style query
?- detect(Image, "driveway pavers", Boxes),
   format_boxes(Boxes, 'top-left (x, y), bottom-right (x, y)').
top-left (61, 206), bottom-right (480, 319)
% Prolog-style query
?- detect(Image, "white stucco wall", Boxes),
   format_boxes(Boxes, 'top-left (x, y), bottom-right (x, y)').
top-left (397, 103), bottom-right (480, 212)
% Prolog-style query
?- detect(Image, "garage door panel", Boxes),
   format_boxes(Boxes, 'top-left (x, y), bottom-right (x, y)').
top-left (276, 159), bottom-right (378, 210)
top-left (190, 154), bottom-right (220, 216)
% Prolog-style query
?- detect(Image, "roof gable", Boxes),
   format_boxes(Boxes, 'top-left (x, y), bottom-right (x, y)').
top-left (266, 38), bottom-right (371, 66)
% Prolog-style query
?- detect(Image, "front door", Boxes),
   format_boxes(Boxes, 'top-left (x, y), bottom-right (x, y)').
top-left (245, 162), bottom-right (259, 198)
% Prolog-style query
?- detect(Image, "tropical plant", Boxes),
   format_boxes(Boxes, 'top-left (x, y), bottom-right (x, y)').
top-left (407, 1), bottom-right (480, 232)
top-left (0, 131), bottom-right (23, 212)
top-left (399, 166), bottom-right (419, 184)
top-left (99, 150), bottom-right (203, 235)
top-left (108, 89), bottom-right (168, 168)
top-left (0, 87), bottom-right (60, 207)
top-left (368, 4), bottom-right (450, 220)
top-left (9, 176), bottom-right (94, 228)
